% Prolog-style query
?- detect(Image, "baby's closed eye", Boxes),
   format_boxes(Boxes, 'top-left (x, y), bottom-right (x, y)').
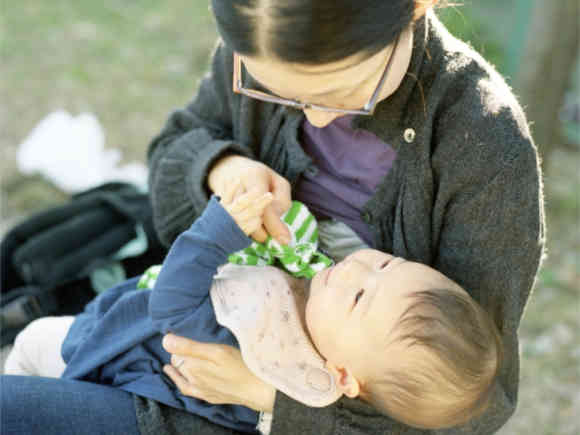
top-left (379, 259), bottom-right (391, 269)
top-left (354, 289), bottom-right (365, 306)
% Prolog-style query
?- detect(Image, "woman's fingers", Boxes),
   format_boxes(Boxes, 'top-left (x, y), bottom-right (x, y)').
top-left (263, 204), bottom-right (291, 245)
top-left (164, 363), bottom-right (187, 383)
top-left (250, 226), bottom-right (269, 243)
top-left (264, 174), bottom-right (292, 244)
top-left (270, 174), bottom-right (292, 213)
top-left (164, 363), bottom-right (226, 406)
top-left (220, 179), bottom-right (243, 205)
top-left (163, 334), bottom-right (205, 357)
top-left (237, 217), bottom-right (263, 236)
top-left (170, 354), bottom-right (186, 368)
top-left (163, 364), bottom-right (200, 396)
top-left (162, 336), bottom-right (276, 411)
top-left (163, 334), bottom-right (230, 360)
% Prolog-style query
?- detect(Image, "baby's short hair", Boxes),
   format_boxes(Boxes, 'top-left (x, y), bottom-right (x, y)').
top-left (363, 287), bottom-right (503, 429)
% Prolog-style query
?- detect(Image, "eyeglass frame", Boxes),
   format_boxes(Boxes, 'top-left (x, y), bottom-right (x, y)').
top-left (232, 34), bottom-right (401, 116)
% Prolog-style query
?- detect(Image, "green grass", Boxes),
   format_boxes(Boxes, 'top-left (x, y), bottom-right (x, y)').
top-left (1, 0), bottom-right (217, 199)
top-left (438, 4), bottom-right (506, 73)
top-left (2, 2), bottom-right (579, 434)
top-left (2, 1), bottom-right (217, 217)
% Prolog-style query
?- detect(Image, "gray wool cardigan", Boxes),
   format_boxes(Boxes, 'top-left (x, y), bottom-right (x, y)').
top-left (144, 12), bottom-right (544, 435)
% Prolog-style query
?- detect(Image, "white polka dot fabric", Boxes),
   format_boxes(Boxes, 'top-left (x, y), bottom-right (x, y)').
top-left (210, 264), bottom-right (341, 407)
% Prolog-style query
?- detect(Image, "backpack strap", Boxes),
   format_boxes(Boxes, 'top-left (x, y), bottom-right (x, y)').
top-left (1, 182), bottom-right (165, 345)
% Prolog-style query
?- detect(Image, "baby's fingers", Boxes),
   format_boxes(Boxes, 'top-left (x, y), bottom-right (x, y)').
top-left (220, 179), bottom-right (243, 206)
top-left (232, 192), bottom-right (273, 221)
top-left (237, 217), bottom-right (263, 236)
top-left (226, 192), bottom-right (273, 236)
top-left (250, 192), bottom-right (274, 217)
top-left (226, 187), bottom-right (264, 212)
top-left (253, 191), bottom-right (274, 211)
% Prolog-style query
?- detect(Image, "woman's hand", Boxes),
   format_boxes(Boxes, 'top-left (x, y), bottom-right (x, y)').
top-left (162, 333), bottom-right (276, 413)
top-left (208, 155), bottom-right (292, 244)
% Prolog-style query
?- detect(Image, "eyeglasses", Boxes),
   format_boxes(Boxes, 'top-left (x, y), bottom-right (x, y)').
top-left (233, 34), bottom-right (401, 116)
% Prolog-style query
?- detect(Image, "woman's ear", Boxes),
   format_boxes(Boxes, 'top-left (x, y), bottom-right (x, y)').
top-left (413, 0), bottom-right (438, 21)
top-left (325, 361), bottom-right (360, 398)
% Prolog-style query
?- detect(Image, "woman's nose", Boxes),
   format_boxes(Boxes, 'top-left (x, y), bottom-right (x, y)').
top-left (303, 109), bottom-right (342, 128)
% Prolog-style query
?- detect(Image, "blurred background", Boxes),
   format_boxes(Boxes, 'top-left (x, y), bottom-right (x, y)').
top-left (1, 1), bottom-right (578, 433)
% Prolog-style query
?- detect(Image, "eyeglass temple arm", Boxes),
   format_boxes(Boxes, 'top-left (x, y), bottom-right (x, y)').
top-left (363, 33), bottom-right (401, 111)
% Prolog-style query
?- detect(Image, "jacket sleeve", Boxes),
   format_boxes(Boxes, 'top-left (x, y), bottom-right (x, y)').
top-left (425, 77), bottom-right (545, 434)
top-left (149, 197), bottom-right (250, 335)
top-left (147, 41), bottom-right (255, 248)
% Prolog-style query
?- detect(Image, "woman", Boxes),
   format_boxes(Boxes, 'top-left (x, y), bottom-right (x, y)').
top-left (1, 1), bottom-right (544, 434)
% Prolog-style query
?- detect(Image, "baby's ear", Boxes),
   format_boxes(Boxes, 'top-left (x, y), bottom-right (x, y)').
top-left (325, 361), bottom-right (360, 398)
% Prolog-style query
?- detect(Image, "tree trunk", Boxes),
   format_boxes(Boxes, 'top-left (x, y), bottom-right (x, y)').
top-left (515, 0), bottom-right (579, 169)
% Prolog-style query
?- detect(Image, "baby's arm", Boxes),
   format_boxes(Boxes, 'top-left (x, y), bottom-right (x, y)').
top-left (149, 184), bottom-right (272, 334)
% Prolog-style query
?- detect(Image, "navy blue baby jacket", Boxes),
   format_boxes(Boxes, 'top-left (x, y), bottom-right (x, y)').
top-left (62, 197), bottom-right (259, 433)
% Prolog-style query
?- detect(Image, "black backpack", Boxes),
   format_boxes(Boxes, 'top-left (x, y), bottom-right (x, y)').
top-left (0, 182), bottom-right (167, 346)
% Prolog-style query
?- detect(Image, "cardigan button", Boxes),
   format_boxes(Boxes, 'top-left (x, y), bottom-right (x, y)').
top-left (404, 128), bottom-right (416, 143)
top-left (362, 212), bottom-right (371, 223)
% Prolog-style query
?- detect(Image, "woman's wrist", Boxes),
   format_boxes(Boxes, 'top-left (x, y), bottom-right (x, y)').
top-left (243, 373), bottom-right (276, 413)
top-left (260, 383), bottom-right (276, 413)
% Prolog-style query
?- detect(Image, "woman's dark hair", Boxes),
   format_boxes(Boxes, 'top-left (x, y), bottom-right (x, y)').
top-left (210, 0), bottom-right (416, 64)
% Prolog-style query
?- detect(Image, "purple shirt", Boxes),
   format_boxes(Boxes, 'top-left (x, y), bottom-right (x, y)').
top-left (294, 115), bottom-right (397, 246)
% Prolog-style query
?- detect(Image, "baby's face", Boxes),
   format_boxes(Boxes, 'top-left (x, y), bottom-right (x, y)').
top-left (306, 249), bottom-right (454, 381)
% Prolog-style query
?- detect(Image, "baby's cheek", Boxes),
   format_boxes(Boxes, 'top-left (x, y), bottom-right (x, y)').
top-left (305, 299), bottom-right (318, 332)
top-left (305, 300), bottom-right (325, 343)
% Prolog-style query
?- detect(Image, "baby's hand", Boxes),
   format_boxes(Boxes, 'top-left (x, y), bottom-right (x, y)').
top-left (220, 180), bottom-right (273, 236)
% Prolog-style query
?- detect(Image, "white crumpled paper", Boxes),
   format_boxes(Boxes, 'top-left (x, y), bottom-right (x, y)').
top-left (17, 110), bottom-right (148, 193)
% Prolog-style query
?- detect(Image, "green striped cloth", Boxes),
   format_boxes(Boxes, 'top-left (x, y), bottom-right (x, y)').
top-left (228, 201), bottom-right (333, 279)
top-left (137, 201), bottom-right (332, 289)
top-left (137, 265), bottom-right (161, 289)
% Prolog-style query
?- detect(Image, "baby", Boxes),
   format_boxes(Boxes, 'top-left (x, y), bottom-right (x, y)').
top-left (5, 184), bottom-right (502, 432)
top-left (306, 249), bottom-right (503, 429)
